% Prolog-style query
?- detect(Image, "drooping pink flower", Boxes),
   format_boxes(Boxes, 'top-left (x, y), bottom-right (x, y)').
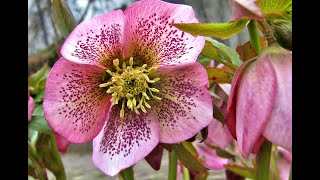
top-left (28, 92), bottom-right (35, 122)
top-left (43, 0), bottom-right (212, 176)
top-left (229, 0), bottom-right (264, 21)
top-left (226, 46), bottom-right (292, 157)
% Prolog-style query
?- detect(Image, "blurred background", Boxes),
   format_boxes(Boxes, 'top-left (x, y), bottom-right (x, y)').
top-left (28, 0), bottom-right (248, 179)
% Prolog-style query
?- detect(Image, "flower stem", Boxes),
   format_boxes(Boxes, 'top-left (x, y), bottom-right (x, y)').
top-left (168, 150), bottom-right (177, 180)
top-left (119, 166), bottom-right (134, 180)
top-left (257, 20), bottom-right (277, 46)
top-left (28, 141), bottom-right (48, 180)
top-left (247, 20), bottom-right (261, 55)
top-left (48, 134), bottom-right (67, 180)
top-left (289, 165), bottom-right (292, 180)
top-left (271, 147), bottom-right (280, 180)
top-left (182, 165), bottom-right (190, 180)
top-left (255, 140), bottom-right (272, 180)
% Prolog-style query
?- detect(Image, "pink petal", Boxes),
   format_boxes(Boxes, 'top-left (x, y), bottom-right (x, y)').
top-left (226, 60), bottom-right (254, 139)
top-left (43, 58), bottom-right (112, 143)
top-left (263, 53), bottom-right (292, 152)
top-left (236, 59), bottom-right (277, 157)
top-left (194, 141), bottom-right (229, 170)
top-left (230, 0), bottom-right (264, 21)
top-left (206, 119), bottom-right (233, 149)
top-left (123, 0), bottom-right (204, 67)
top-left (151, 62), bottom-right (212, 143)
top-left (28, 93), bottom-right (35, 122)
top-left (145, 143), bottom-right (163, 170)
top-left (56, 134), bottom-right (71, 153)
top-left (92, 106), bottom-right (160, 176)
top-left (61, 10), bottom-right (125, 68)
top-left (277, 149), bottom-right (292, 180)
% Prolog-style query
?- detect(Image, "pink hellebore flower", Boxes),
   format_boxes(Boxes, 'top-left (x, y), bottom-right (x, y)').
top-left (229, 0), bottom-right (264, 21)
top-left (226, 46), bottom-right (292, 157)
top-left (28, 92), bottom-right (35, 122)
top-left (43, 0), bottom-right (212, 176)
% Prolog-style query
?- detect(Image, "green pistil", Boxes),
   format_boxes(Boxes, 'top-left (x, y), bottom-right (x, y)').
top-left (99, 57), bottom-right (161, 118)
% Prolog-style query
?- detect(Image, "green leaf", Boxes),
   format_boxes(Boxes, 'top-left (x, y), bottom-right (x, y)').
top-left (37, 134), bottom-right (66, 180)
top-left (197, 55), bottom-right (211, 66)
top-left (173, 19), bottom-right (249, 39)
top-left (206, 67), bottom-right (232, 85)
top-left (28, 63), bottom-right (50, 94)
top-left (32, 104), bottom-right (44, 117)
top-left (255, 140), bottom-right (272, 180)
top-left (236, 36), bottom-right (267, 61)
top-left (119, 166), bottom-right (134, 180)
top-left (29, 116), bottom-right (53, 134)
top-left (53, 0), bottom-right (77, 38)
top-left (171, 143), bottom-right (208, 172)
top-left (225, 164), bottom-right (255, 179)
top-left (201, 39), bottom-right (242, 71)
top-left (33, 89), bottom-right (45, 103)
top-left (181, 141), bottom-right (198, 157)
top-left (258, 0), bottom-right (292, 18)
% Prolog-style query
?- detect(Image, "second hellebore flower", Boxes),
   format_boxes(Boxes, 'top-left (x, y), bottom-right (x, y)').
top-left (226, 46), bottom-right (292, 157)
top-left (43, 0), bottom-right (212, 176)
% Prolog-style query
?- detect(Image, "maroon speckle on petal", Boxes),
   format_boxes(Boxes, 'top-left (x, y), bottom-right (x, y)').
top-left (99, 105), bottom-right (152, 159)
top-left (153, 70), bottom-right (202, 128)
top-left (130, 14), bottom-right (191, 66)
top-left (71, 24), bottom-right (123, 67)
top-left (57, 65), bottom-right (105, 133)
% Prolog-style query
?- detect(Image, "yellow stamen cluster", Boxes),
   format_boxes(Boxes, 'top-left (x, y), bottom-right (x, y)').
top-left (99, 57), bottom-right (161, 118)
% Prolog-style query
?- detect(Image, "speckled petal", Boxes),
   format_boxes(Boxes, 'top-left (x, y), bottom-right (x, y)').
top-left (56, 134), bottom-right (71, 153)
top-left (92, 105), bottom-right (160, 176)
top-left (145, 143), bottom-right (163, 170)
top-left (151, 62), bottom-right (212, 143)
top-left (123, 0), bottom-right (204, 67)
top-left (236, 59), bottom-right (277, 157)
top-left (43, 58), bottom-right (112, 143)
top-left (194, 141), bottom-right (229, 170)
top-left (61, 10), bottom-right (125, 68)
top-left (263, 54), bottom-right (292, 152)
top-left (206, 119), bottom-right (233, 149)
top-left (28, 93), bottom-right (35, 122)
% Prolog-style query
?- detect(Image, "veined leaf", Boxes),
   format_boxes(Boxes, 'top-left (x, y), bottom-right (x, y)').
top-left (173, 19), bottom-right (249, 39)
top-left (29, 116), bottom-right (53, 134)
top-left (53, 0), bottom-right (77, 38)
top-left (236, 36), bottom-right (267, 61)
top-left (258, 0), bottom-right (292, 18)
top-left (202, 38), bottom-right (242, 69)
top-left (206, 67), bottom-right (232, 84)
top-left (32, 104), bottom-right (44, 117)
top-left (28, 63), bottom-right (50, 92)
